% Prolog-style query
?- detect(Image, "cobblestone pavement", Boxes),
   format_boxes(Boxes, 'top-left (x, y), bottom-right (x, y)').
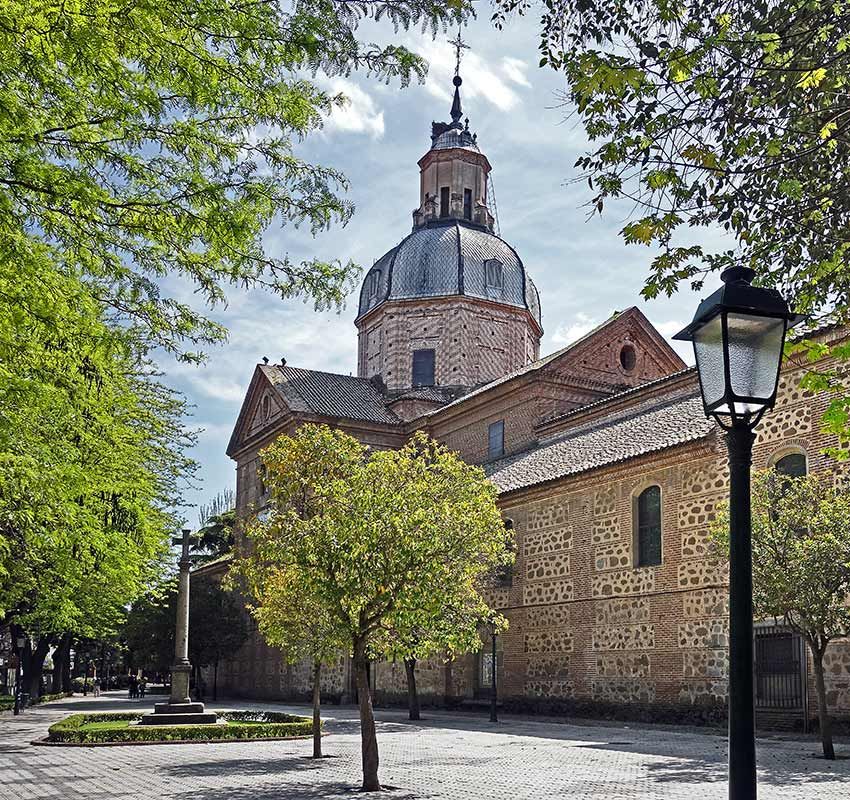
top-left (1, 693), bottom-right (849, 799)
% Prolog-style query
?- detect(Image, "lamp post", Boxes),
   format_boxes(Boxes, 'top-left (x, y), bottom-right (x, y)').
top-left (489, 624), bottom-right (498, 724)
top-left (674, 266), bottom-right (801, 800)
top-left (13, 634), bottom-right (26, 715)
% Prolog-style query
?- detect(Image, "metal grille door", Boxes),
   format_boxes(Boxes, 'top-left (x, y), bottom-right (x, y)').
top-left (755, 627), bottom-right (804, 709)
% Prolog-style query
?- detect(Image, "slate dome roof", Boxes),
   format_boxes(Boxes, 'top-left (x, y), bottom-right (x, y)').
top-left (356, 221), bottom-right (541, 325)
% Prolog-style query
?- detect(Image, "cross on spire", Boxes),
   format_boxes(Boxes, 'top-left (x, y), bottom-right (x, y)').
top-left (450, 29), bottom-right (469, 78)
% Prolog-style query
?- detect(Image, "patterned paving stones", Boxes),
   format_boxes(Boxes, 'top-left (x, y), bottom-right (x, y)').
top-left (1, 693), bottom-right (848, 799)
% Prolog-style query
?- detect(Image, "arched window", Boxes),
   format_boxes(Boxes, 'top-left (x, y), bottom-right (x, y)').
top-left (775, 452), bottom-right (807, 478)
top-left (635, 486), bottom-right (662, 567)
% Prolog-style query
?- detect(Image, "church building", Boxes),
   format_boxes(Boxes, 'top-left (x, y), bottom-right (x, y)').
top-left (200, 68), bottom-right (850, 729)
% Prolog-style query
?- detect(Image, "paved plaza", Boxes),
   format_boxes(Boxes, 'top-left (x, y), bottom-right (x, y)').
top-left (1, 693), bottom-right (848, 799)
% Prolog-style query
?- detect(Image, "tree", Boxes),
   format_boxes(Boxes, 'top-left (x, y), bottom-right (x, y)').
top-left (711, 469), bottom-right (850, 759)
top-left (0, 261), bottom-right (191, 697)
top-left (2, 0), bottom-right (471, 360)
top-left (245, 571), bottom-right (347, 758)
top-left (234, 425), bottom-right (512, 791)
top-left (493, 1), bottom-right (850, 442)
top-left (188, 575), bottom-right (249, 701)
top-left (193, 490), bottom-right (237, 564)
top-left (124, 580), bottom-right (177, 678)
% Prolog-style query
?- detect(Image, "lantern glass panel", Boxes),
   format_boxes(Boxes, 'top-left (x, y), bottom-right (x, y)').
top-left (693, 313), bottom-right (725, 408)
top-left (726, 312), bottom-right (785, 408)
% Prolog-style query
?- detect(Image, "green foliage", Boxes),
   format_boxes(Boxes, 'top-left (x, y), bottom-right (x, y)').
top-left (1, 0), bottom-right (471, 359)
top-left (235, 425), bottom-right (512, 660)
top-left (233, 425), bottom-right (512, 787)
top-left (494, 0), bottom-right (850, 427)
top-left (123, 579), bottom-right (177, 673)
top-left (194, 489), bottom-right (236, 563)
top-left (0, 691), bottom-right (69, 712)
top-left (47, 710), bottom-right (313, 743)
top-left (710, 470), bottom-right (850, 643)
top-left (710, 468), bottom-right (850, 757)
top-left (0, 258), bottom-right (191, 637)
top-left (123, 574), bottom-right (248, 672)
top-left (188, 575), bottom-right (249, 669)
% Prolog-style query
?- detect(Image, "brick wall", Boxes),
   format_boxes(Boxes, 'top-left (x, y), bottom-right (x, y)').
top-left (356, 296), bottom-right (541, 393)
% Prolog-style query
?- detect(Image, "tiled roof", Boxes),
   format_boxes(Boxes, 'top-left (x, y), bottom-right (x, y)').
top-left (425, 312), bottom-right (627, 417)
top-left (356, 222), bottom-right (540, 324)
top-left (263, 365), bottom-right (401, 426)
top-left (486, 394), bottom-right (714, 494)
top-left (392, 386), bottom-right (459, 404)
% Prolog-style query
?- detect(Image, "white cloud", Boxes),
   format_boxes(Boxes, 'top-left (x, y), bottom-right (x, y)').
top-left (416, 39), bottom-right (525, 112)
top-left (550, 312), bottom-right (597, 347)
top-left (320, 78), bottom-right (385, 139)
top-left (501, 57), bottom-right (532, 88)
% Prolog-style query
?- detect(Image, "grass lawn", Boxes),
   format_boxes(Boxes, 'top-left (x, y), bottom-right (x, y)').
top-left (79, 718), bottom-right (270, 732)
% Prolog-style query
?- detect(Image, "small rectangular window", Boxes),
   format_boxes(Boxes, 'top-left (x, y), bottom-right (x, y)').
top-left (485, 259), bottom-right (503, 289)
top-left (488, 420), bottom-right (505, 459)
top-left (412, 349), bottom-right (435, 387)
top-left (463, 188), bottom-right (472, 220)
top-left (440, 186), bottom-right (450, 218)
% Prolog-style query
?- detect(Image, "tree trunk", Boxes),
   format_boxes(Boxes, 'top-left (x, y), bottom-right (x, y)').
top-left (354, 642), bottom-right (380, 791)
top-left (213, 659), bottom-right (218, 701)
top-left (24, 637), bottom-right (51, 699)
top-left (810, 641), bottom-right (835, 760)
top-left (312, 659), bottom-right (323, 758)
top-left (404, 658), bottom-right (420, 721)
top-left (61, 638), bottom-right (72, 693)
top-left (52, 633), bottom-right (71, 694)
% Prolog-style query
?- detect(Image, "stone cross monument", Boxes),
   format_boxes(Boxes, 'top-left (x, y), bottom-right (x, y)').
top-left (140, 528), bottom-right (217, 725)
top-left (169, 527), bottom-right (193, 703)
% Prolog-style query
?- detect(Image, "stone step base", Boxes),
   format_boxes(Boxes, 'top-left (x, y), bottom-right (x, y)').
top-left (153, 702), bottom-right (206, 715)
top-left (139, 711), bottom-right (220, 726)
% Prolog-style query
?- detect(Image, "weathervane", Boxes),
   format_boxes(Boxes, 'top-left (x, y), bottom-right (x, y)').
top-left (450, 28), bottom-right (469, 78)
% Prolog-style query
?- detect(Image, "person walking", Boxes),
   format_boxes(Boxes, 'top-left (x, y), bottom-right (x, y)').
top-left (139, 676), bottom-right (147, 698)
top-left (128, 674), bottom-right (138, 699)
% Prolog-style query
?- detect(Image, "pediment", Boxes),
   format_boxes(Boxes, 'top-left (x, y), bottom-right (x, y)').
top-left (543, 307), bottom-right (686, 388)
top-left (226, 366), bottom-right (290, 458)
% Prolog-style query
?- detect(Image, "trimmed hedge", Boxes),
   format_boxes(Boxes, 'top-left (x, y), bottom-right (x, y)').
top-left (0, 691), bottom-right (70, 712)
top-left (47, 710), bottom-right (314, 744)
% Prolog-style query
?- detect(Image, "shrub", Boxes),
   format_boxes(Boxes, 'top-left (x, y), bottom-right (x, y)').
top-left (47, 710), bottom-right (314, 744)
top-left (0, 691), bottom-right (69, 712)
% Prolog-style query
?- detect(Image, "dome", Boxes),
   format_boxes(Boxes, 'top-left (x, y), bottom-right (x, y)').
top-left (357, 221), bottom-right (541, 325)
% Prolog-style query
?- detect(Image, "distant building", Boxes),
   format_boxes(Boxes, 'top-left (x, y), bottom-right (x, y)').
top-left (198, 69), bottom-right (850, 729)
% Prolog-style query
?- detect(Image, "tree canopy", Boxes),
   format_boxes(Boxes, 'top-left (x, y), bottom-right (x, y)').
top-left (3, 0), bottom-right (471, 360)
top-left (0, 261), bottom-right (190, 639)
top-left (711, 468), bottom-right (850, 759)
top-left (495, 0), bottom-right (850, 311)
top-left (494, 1), bottom-right (850, 430)
top-left (234, 425), bottom-right (512, 790)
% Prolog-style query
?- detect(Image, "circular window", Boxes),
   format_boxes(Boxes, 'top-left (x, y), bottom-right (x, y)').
top-left (619, 344), bottom-right (637, 371)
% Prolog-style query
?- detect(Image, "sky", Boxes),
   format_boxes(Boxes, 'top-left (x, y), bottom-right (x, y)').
top-left (159, 12), bottom-right (727, 523)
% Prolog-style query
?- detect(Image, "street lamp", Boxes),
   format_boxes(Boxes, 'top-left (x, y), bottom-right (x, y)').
top-left (13, 634), bottom-right (26, 715)
top-left (674, 266), bottom-right (801, 800)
